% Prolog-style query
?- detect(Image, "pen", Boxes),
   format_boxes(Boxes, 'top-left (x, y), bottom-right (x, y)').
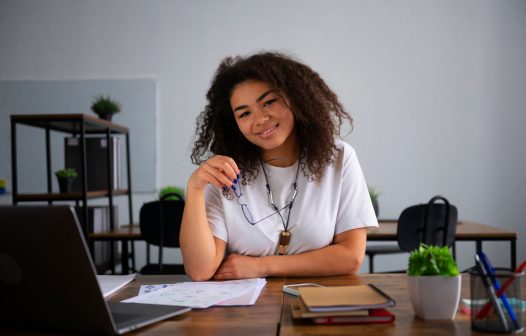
top-left (476, 252), bottom-right (521, 330)
top-left (474, 254), bottom-right (510, 332)
top-left (476, 260), bottom-right (526, 320)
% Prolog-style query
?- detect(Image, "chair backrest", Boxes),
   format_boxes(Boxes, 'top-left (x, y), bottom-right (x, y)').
top-left (397, 195), bottom-right (458, 252)
top-left (139, 193), bottom-right (184, 249)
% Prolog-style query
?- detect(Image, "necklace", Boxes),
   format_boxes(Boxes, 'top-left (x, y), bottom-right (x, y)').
top-left (260, 158), bottom-right (301, 255)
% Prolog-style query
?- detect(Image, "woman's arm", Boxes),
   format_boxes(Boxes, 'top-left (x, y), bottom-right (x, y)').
top-left (213, 227), bottom-right (367, 280)
top-left (179, 155), bottom-right (239, 281)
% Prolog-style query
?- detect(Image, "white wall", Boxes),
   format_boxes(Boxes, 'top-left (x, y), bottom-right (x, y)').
top-left (1, 0), bottom-right (524, 272)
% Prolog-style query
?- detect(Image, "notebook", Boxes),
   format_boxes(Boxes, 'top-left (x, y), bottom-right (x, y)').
top-left (298, 284), bottom-right (396, 312)
top-left (0, 205), bottom-right (190, 335)
top-left (291, 297), bottom-right (395, 324)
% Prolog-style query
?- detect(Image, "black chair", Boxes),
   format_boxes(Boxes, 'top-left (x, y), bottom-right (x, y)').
top-left (139, 193), bottom-right (186, 274)
top-left (365, 195), bottom-right (458, 273)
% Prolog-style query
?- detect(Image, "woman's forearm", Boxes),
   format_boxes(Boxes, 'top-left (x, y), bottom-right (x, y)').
top-left (261, 228), bottom-right (366, 277)
top-left (260, 242), bottom-right (364, 277)
top-left (213, 229), bottom-right (367, 280)
top-left (179, 185), bottom-right (223, 280)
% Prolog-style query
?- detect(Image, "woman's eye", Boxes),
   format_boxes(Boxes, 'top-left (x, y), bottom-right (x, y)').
top-left (238, 111), bottom-right (250, 119)
top-left (263, 98), bottom-right (278, 108)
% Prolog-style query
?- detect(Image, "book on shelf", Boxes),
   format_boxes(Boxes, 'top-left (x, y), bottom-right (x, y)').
top-left (65, 136), bottom-right (122, 192)
top-left (297, 284), bottom-right (396, 312)
top-left (291, 297), bottom-right (395, 324)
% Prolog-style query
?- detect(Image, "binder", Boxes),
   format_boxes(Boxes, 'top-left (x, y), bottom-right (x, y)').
top-left (64, 136), bottom-right (122, 191)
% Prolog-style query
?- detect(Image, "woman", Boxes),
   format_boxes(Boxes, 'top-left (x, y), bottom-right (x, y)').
top-left (180, 51), bottom-right (378, 281)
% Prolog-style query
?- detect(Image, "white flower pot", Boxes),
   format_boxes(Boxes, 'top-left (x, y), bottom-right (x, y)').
top-left (407, 274), bottom-right (461, 320)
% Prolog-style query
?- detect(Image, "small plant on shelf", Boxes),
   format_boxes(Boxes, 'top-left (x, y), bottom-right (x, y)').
top-left (368, 185), bottom-right (380, 217)
top-left (159, 185), bottom-right (185, 201)
top-left (55, 168), bottom-right (78, 193)
top-left (91, 95), bottom-right (121, 121)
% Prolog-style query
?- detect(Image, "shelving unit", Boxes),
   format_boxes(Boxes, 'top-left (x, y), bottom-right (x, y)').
top-left (10, 114), bottom-right (134, 242)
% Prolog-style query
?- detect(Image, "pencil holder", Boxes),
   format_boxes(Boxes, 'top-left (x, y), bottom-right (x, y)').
top-left (470, 268), bottom-right (524, 334)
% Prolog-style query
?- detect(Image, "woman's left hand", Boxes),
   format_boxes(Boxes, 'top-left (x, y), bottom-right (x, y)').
top-left (213, 253), bottom-right (264, 280)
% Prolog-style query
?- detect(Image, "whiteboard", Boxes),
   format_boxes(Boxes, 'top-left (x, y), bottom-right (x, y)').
top-left (0, 79), bottom-right (156, 193)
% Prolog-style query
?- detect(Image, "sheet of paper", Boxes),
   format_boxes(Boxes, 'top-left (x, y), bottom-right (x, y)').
top-left (138, 284), bottom-right (176, 296)
top-left (217, 278), bottom-right (266, 306)
top-left (97, 274), bottom-right (136, 298)
top-left (126, 278), bottom-right (266, 308)
top-left (138, 278), bottom-right (266, 306)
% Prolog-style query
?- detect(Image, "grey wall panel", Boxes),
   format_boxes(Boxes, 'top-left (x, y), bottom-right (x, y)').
top-left (0, 79), bottom-right (156, 193)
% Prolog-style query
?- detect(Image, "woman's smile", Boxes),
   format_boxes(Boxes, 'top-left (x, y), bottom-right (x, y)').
top-left (256, 123), bottom-right (279, 138)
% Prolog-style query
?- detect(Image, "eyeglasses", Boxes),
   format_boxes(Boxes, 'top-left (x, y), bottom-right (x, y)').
top-left (230, 179), bottom-right (292, 226)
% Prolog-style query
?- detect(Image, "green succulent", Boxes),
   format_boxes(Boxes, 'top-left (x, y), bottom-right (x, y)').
top-left (408, 244), bottom-right (459, 276)
top-left (159, 185), bottom-right (185, 201)
top-left (55, 168), bottom-right (78, 179)
top-left (91, 95), bottom-right (121, 116)
top-left (368, 186), bottom-right (379, 204)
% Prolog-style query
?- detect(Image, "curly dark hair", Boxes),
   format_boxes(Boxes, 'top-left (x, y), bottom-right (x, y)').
top-left (191, 51), bottom-right (353, 182)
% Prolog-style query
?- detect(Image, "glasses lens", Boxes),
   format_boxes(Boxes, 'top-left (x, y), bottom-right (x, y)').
top-left (234, 186), bottom-right (242, 198)
top-left (241, 204), bottom-right (255, 225)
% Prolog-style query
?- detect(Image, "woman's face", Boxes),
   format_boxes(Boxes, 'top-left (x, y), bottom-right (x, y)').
top-left (230, 80), bottom-right (296, 159)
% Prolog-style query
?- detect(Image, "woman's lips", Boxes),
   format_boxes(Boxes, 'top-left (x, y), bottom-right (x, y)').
top-left (257, 123), bottom-right (279, 138)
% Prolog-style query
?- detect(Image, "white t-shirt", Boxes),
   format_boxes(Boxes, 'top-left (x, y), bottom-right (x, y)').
top-left (205, 139), bottom-right (378, 256)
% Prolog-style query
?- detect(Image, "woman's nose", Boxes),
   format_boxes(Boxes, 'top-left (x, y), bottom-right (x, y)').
top-left (254, 107), bottom-right (270, 125)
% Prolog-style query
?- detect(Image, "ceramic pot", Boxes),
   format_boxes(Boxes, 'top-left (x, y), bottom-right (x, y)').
top-left (407, 274), bottom-right (461, 320)
top-left (57, 177), bottom-right (74, 193)
top-left (96, 112), bottom-right (113, 121)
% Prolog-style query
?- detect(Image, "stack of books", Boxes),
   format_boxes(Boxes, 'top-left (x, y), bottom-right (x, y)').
top-left (292, 284), bottom-right (396, 325)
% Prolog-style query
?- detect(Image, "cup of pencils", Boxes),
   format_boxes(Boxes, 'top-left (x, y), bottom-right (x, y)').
top-left (470, 255), bottom-right (525, 334)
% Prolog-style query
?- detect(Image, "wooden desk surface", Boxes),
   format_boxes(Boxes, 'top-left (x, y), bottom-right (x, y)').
top-left (109, 275), bottom-right (285, 336)
top-left (3, 274), bottom-right (524, 335)
top-left (280, 274), bottom-right (476, 336)
top-left (368, 220), bottom-right (517, 240)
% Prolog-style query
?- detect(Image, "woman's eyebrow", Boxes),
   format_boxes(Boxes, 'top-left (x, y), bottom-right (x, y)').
top-left (233, 90), bottom-right (276, 113)
top-left (256, 90), bottom-right (275, 102)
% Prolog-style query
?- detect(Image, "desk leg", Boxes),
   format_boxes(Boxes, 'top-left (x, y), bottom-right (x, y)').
top-left (511, 239), bottom-right (516, 270)
top-left (110, 241), bottom-right (116, 274)
top-left (476, 240), bottom-right (482, 254)
top-left (121, 239), bottom-right (129, 274)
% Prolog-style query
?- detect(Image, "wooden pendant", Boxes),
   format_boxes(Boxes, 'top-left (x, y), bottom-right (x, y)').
top-left (278, 230), bottom-right (291, 255)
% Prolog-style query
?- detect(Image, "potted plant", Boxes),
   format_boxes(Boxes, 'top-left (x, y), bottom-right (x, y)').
top-left (368, 186), bottom-right (380, 217)
top-left (159, 185), bottom-right (185, 201)
top-left (91, 95), bottom-right (121, 121)
top-left (55, 168), bottom-right (78, 193)
top-left (407, 244), bottom-right (461, 320)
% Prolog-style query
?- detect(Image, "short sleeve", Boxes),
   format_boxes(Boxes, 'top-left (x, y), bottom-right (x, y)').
top-left (204, 184), bottom-right (228, 242)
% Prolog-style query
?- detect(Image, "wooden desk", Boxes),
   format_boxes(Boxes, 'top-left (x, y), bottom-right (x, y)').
top-left (368, 220), bottom-right (518, 269)
top-left (280, 274), bottom-right (475, 336)
top-left (5, 274), bottom-right (524, 335)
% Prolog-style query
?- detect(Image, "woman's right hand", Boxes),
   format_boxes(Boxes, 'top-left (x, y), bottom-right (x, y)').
top-left (189, 155), bottom-right (240, 191)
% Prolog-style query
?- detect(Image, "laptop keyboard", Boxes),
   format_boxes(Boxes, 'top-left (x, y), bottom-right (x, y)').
top-left (112, 312), bottom-right (142, 324)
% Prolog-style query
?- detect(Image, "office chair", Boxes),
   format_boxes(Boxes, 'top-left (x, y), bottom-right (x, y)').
top-left (366, 195), bottom-right (458, 273)
top-left (139, 193), bottom-right (186, 274)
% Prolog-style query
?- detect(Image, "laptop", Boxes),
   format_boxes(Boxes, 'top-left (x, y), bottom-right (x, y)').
top-left (0, 205), bottom-right (190, 335)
